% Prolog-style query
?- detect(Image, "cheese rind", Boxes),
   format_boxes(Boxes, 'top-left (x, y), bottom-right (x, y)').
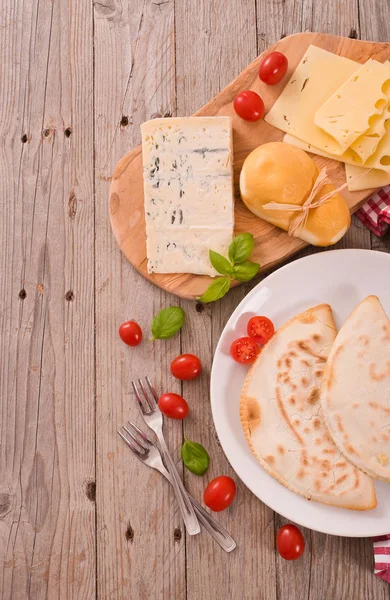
top-left (141, 117), bottom-right (234, 275)
top-left (314, 59), bottom-right (390, 153)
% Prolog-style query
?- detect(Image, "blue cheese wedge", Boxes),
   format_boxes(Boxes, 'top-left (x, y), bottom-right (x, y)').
top-left (141, 116), bottom-right (234, 275)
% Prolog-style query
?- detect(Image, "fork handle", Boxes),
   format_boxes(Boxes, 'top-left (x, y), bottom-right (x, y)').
top-left (189, 494), bottom-right (236, 552)
top-left (157, 434), bottom-right (200, 536)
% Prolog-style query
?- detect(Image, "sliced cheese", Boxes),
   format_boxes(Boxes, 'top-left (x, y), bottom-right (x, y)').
top-left (349, 101), bottom-right (390, 162)
top-left (314, 59), bottom-right (390, 153)
top-left (264, 46), bottom-right (359, 154)
top-left (141, 117), bottom-right (234, 275)
top-left (284, 118), bottom-right (390, 170)
top-left (283, 134), bottom-right (390, 191)
top-left (345, 163), bottom-right (390, 191)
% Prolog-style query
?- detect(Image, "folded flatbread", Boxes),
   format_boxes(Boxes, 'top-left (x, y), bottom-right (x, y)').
top-left (240, 304), bottom-right (376, 510)
top-left (321, 296), bottom-right (390, 482)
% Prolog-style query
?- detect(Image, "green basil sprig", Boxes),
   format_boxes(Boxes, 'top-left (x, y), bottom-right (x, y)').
top-left (181, 439), bottom-right (210, 475)
top-left (228, 232), bottom-right (254, 264)
top-left (197, 233), bottom-right (260, 303)
top-left (151, 306), bottom-right (185, 340)
top-left (196, 277), bottom-right (231, 303)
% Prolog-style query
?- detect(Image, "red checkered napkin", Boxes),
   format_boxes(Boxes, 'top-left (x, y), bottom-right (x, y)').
top-left (356, 187), bottom-right (390, 236)
top-left (374, 536), bottom-right (390, 583)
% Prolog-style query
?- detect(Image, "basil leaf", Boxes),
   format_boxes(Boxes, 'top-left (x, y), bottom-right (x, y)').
top-left (181, 439), bottom-right (210, 476)
top-left (151, 306), bottom-right (185, 339)
top-left (233, 261), bottom-right (260, 282)
top-left (196, 277), bottom-right (231, 303)
top-left (228, 233), bottom-right (255, 264)
top-left (209, 250), bottom-right (233, 276)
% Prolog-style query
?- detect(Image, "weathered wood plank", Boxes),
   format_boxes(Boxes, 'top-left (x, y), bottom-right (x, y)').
top-left (0, 0), bottom-right (96, 598)
top-left (176, 2), bottom-right (277, 599)
top-left (256, 0), bottom-right (360, 52)
top-left (93, 1), bottom-right (185, 599)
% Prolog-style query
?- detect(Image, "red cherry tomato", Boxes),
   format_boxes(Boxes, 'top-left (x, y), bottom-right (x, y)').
top-left (276, 525), bottom-right (305, 560)
top-left (233, 90), bottom-right (264, 122)
top-left (119, 320), bottom-right (143, 346)
top-left (230, 336), bottom-right (260, 364)
top-left (158, 393), bottom-right (189, 420)
top-left (170, 353), bottom-right (202, 380)
top-left (259, 51), bottom-right (288, 85)
top-left (247, 316), bottom-right (275, 345)
top-left (204, 476), bottom-right (236, 512)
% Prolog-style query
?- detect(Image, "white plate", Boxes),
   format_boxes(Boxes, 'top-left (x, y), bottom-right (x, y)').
top-left (210, 249), bottom-right (390, 537)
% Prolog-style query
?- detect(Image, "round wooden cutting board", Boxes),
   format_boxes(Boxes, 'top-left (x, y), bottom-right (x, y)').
top-left (109, 32), bottom-right (390, 300)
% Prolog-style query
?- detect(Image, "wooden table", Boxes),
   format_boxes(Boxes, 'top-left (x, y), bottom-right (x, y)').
top-left (1, 1), bottom-right (390, 599)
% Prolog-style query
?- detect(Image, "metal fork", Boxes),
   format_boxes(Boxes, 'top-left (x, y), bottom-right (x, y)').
top-left (132, 377), bottom-right (200, 536)
top-left (118, 421), bottom-right (236, 552)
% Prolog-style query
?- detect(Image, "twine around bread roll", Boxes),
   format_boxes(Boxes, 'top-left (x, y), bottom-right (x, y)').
top-left (262, 168), bottom-right (349, 238)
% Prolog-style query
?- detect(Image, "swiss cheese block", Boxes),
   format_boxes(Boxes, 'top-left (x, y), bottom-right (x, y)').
top-left (345, 163), bottom-right (390, 191)
top-left (141, 117), bottom-right (234, 276)
top-left (264, 46), bottom-right (359, 154)
top-left (314, 59), bottom-right (390, 154)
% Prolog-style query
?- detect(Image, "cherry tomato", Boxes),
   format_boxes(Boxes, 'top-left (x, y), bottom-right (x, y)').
top-left (119, 320), bottom-right (143, 346)
top-left (158, 393), bottom-right (189, 420)
top-left (259, 51), bottom-right (288, 85)
top-left (233, 90), bottom-right (264, 122)
top-left (170, 353), bottom-right (202, 380)
top-left (230, 336), bottom-right (260, 364)
top-left (276, 524), bottom-right (305, 560)
top-left (247, 316), bottom-right (275, 345)
top-left (204, 476), bottom-right (236, 512)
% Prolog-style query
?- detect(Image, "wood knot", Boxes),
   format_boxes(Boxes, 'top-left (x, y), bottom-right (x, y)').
top-left (36, 283), bottom-right (44, 293)
top-left (120, 115), bottom-right (129, 128)
top-left (42, 128), bottom-right (51, 137)
top-left (0, 493), bottom-right (11, 518)
top-left (64, 127), bottom-right (72, 137)
top-left (21, 134), bottom-right (28, 143)
top-left (68, 192), bottom-right (77, 218)
top-left (110, 193), bottom-right (120, 215)
top-left (19, 289), bottom-right (27, 300)
top-left (125, 523), bottom-right (134, 542)
top-left (195, 302), bottom-right (204, 313)
top-left (65, 291), bottom-right (74, 301)
top-left (85, 481), bottom-right (96, 502)
top-left (94, 0), bottom-right (117, 18)
top-left (174, 528), bottom-right (182, 542)
top-left (349, 28), bottom-right (358, 39)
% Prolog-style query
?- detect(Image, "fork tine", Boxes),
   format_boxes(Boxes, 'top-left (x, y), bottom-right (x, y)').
top-left (138, 378), bottom-right (155, 412)
top-left (145, 377), bottom-right (159, 405)
top-left (126, 421), bottom-right (155, 446)
top-left (123, 423), bottom-right (148, 452)
top-left (132, 380), bottom-right (151, 414)
top-left (117, 429), bottom-right (144, 457)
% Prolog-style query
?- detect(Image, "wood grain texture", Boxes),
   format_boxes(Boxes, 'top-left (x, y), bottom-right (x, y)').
top-left (109, 32), bottom-right (389, 300)
top-left (0, 0), bottom-right (95, 599)
top-left (176, 3), bottom-right (277, 599)
top-left (94, 1), bottom-right (185, 599)
top-left (2, 0), bottom-right (390, 599)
